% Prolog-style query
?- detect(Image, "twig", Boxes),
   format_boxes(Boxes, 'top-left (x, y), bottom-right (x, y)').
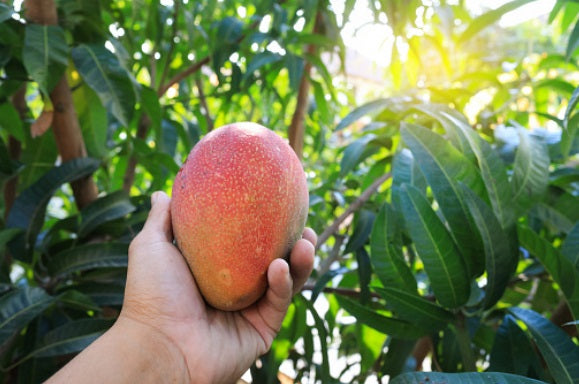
top-left (316, 172), bottom-right (391, 251)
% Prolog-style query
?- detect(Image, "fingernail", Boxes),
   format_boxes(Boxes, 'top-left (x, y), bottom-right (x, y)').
top-left (151, 191), bottom-right (160, 205)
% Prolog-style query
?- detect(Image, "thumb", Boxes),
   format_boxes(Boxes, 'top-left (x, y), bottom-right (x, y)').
top-left (138, 191), bottom-right (173, 244)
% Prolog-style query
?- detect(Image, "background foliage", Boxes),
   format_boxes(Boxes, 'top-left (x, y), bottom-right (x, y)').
top-left (0, 0), bottom-right (578, 383)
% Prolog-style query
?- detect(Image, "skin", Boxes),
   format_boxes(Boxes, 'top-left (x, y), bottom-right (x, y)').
top-left (46, 191), bottom-right (316, 384)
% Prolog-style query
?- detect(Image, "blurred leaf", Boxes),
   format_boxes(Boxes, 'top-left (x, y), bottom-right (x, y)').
top-left (23, 24), bottom-right (69, 95)
top-left (461, 186), bottom-right (516, 309)
top-left (355, 248), bottom-right (372, 304)
top-left (392, 372), bottom-right (546, 384)
top-left (0, 102), bottom-right (24, 142)
top-left (29, 318), bottom-right (113, 358)
top-left (301, 296), bottom-right (331, 382)
top-left (340, 134), bottom-right (378, 177)
top-left (310, 267), bottom-right (350, 302)
top-left (564, 86), bottom-right (579, 129)
top-left (48, 243), bottom-right (128, 277)
top-left (380, 337), bottom-right (416, 377)
top-left (344, 209), bottom-right (375, 254)
top-left (0, 287), bottom-right (54, 346)
top-left (511, 307), bottom-right (579, 384)
top-left (370, 203), bottom-right (416, 292)
top-left (6, 158), bottom-right (100, 262)
top-left (336, 99), bottom-right (395, 131)
top-left (374, 286), bottom-right (454, 331)
top-left (0, 228), bottom-right (22, 252)
top-left (401, 122), bottom-right (486, 278)
top-left (285, 54), bottom-right (305, 92)
top-left (216, 16), bottom-right (243, 45)
top-left (512, 128), bottom-right (549, 214)
top-left (79, 191), bottom-right (135, 238)
top-left (562, 222), bottom-right (579, 269)
top-left (457, 0), bottom-right (537, 46)
top-left (243, 52), bottom-right (282, 80)
top-left (72, 44), bottom-right (136, 126)
top-left (140, 86), bottom-right (162, 134)
top-left (57, 289), bottom-right (100, 312)
top-left (336, 296), bottom-right (424, 339)
top-left (399, 184), bottom-right (470, 309)
top-left (566, 18), bottom-right (579, 60)
top-left (0, 3), bottom-right (13, 22)
top-left (68, 283), bottom-right (125, 306)
top-left (518, 225), bottom-right (576, 300)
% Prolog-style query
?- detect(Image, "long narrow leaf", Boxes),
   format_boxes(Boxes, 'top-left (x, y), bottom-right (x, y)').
top-left (0, 287), bottom-right (54, 345)
top-left (566, 19), bottom-right (579, 61)
top-left (374, 286), bottom-right (454, 331)
top-left (401, 123), bottom-right (486, 278)
top-left (489, 314), bottom-right (544, 376)
top-left (512, 127), bottom-right (550, 213)
top-left (461, 186), bottom-right (517, 308)
top-left (336, 296), bottom-right (424, 340)
top-left (457, 0), bottom-right (537, 46)
top-left (23, 24), bottom-right (69, 95)
top-left (440, 111), bottom-right (517, 229)
top-left (392, 372), bottom-right (546, 384)
top-left (336, 99), bottom-right (394, 131)
top-left (6, 158), bottom-right (100, 262)
top-left (32, 318), bottom-right (113, 358)
top-left (79, 191), bottom-right (135, 238)
top-left (370, 203), bottom-right (416, 292)
top-left (511, 307), bottom-right (579, 384)
top-left (72, 44), bottom-right (136, 127)
top-left (48, 243), bottom-right (128, 277)
top-left (399, 184), bottom-right (470, 308)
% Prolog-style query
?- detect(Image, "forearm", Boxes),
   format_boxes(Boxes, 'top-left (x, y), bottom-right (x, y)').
top-left (45, 317), bottom-right (189, 384)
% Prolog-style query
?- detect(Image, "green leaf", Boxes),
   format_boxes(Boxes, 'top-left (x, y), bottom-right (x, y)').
top-left (511, 307), bottom-right (579, 384)
top-left (57, 289), bottom-right (101, 312)
top-left (518, 225), bottom-right (576, 299)
top-left (72, 44), bottom-right (136, 127)
top-left (339, 134), bottom-right (378, 177)
top-left (30, 318), bottom-right (113, 358)
top-left (0, 3), bottom-right (13, 23)
top-left (512, 128), bottom-right (549, 213)
top-left (401, 123), bottom-right (486, 278)
top-left (564, 86), bottom-right (579, 135)
top-left (79, 191), bottom-right (135, 238)
top-left (344, 210), bottom-right (375, 254)
top-left (68, 283), bottom-right (125, 306)
top-left (489, 314), bottom-right (544, 376)
top-left (336, 98), bottom-right (394, 131)
top-left (23, 24), bottom-right (69, 95)
top-left (370, 203), bottom-right (416, 292)
top-left (74, 84), bottom-right (108, 158)
top-left (392, 372), bottom-right (547, 384)
top-left (457, 0), bottom-right (538, 46)
top-left (566, 18), bottom-right (579, 60)
top-left (0, 102), bottom-right (24, 142)
top-left (285, 54), bottom-right (304, 92)
top-left (48, 243), bottom-right (128, 277)
top-left (216, 16), bottom-right (243, 45)
top-left (461, 186), bottom-right (517, 309)
top-left (243, 52), bottom-right (282, 79)
top-left (399, 184), bottom-right (470, 308)
top-left (440, 111), bottom-right (516, 229)
top-left (562, 222), bottom-right (579, 269)
top-left (0, 228), bottom-right (22, 252)
top-left (6, 158), bottom-right (100, 262)
top-left (336, 296), bottom-right (424, 339)
top-left (0, 287), bottom-right (54, 345)
top-left (374, 286), bottom-right (454, 331)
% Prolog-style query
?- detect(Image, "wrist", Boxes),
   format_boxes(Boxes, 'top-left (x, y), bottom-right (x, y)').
top-left (111, 316), bottom-right (191, 383)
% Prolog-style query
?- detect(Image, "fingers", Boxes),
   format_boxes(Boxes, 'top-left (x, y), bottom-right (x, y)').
top-left (136, 191), bottom-right (173, 245)
top-left (289, 228), bottom-right (316, 294)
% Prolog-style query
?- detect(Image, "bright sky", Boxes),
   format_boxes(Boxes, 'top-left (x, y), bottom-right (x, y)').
top-left (334, 0), bottom-right (556, 65)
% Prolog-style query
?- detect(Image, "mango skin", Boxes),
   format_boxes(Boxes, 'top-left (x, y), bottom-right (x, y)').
top-left (170, 122), bottom-right (309, 311)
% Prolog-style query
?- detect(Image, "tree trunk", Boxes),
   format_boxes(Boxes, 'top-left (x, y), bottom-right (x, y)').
top-left (25, 0), bottom-right (98, 209)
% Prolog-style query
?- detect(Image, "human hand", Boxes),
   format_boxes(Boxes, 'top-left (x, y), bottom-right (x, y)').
top-left (120, 191), bottom-right (316, 383)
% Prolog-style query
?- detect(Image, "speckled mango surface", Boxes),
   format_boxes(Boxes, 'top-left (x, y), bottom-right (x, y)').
top-left (171, 122), bottom-right (309, 311)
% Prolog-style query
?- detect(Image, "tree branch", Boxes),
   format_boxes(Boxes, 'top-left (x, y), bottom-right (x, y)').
top-left (316, 172), bottom-right (391, 251)
top-left (25, 0), bottom-right (98, 209)
top-left (288, 11), bottom-right (323, 159)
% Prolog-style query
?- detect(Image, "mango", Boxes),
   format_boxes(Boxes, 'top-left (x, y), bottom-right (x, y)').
top-left (170, 122), bottom-right (309, 311)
